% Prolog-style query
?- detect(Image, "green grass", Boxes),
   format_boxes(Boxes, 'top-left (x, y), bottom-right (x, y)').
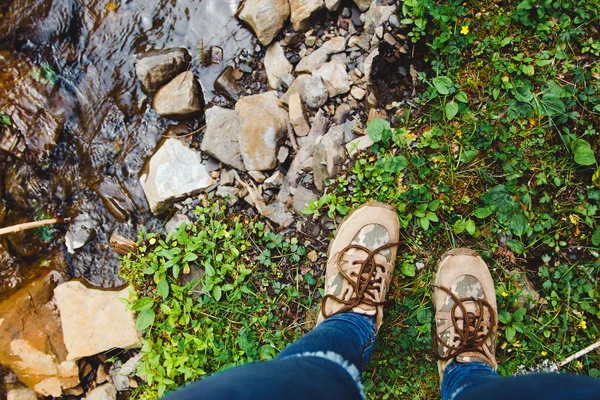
top-left (120, 1), bottom-right (600, 398)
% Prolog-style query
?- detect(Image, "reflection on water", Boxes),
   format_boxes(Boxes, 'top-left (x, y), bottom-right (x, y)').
top-left (0, 0), bottom-right (252, 295)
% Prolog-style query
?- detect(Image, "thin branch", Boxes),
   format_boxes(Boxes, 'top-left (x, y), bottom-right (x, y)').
top-left (0, 218), bottom-right (70, 237)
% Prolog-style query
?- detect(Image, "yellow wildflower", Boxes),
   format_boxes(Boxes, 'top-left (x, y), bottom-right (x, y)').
top-left (456, 129), bottom-right (463, 139)
top-left (406, 132), bottom-right (416, 141)
top-left (172, 241), bottom-right (178, 247)
top-left (105, 2), bottom-right (119, 12)
top-left (460, 25), bottom-right (469, 35)
top-left (578, 320), bottom-right (587, 330)
top-left (569, 214), bottom-right (580, 225)
top-left (501, 291), bottom-right (509, 298)
top-left (149, 238), bottom-right (156, 245)
top-left (541, 350), bottom-right (548, 356)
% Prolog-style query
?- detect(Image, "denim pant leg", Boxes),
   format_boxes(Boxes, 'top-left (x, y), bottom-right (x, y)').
top-left (441, 361), bottom-right (501, 400)
top-left (163, 313), bottom-right (376, 400)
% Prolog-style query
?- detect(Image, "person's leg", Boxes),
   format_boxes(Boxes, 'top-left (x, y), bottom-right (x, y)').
top-left (440, 361), bottom-right (500, 400)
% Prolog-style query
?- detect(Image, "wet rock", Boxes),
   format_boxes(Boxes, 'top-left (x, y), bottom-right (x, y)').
top-left (313, 60), bottom-right (350, 97)
top-left (304, 76), bottom-right (329, 109)
top-left (135, 48), bottom-right (191, 93)
top-left (264, 42), bottom-right (293, 90)
top-left (65, 212), bottom-right (99, 254)
top-left (165, 214), bottom-right (191, 234)
top-left (282, 74), bottom-right (312, 104)
top-left (289, 93), bottom-right (310, 137)
top-left (346, 135), bottom-right (374, 156)
top-left (238, 0), bottom-right (290, 45)
top-left (264, 171), bottom-right (284, 189)
top-left (295, 36), bottom-right (346, 73)
top-left (140, 138), bottom-right (214, 214)
top-left (293, 186), bottom-right (319, 214)
top-left (289, 0), bottom-right (325, 31)
top-left (5, 162), bottom-right (48, 211)
top-left (214, 66), bottom-right (242, 101)
top-left (4, 211), bottom-right (51, 258)
top-left (93, 177), bottom-right (138, 223)
top-left (53, 281), bottom-right (140, 360)
top-left (200, 107), bottom-right (245, 171)
top-left (153, 72), bottom-right (204, 119)
top-left (7, 386), bottom-right (37, 400)
top-left (235, 92), bottom-right (288, 171)
top-left (312, 134), bottom-right (346, 191)
top-left (86, 383), bottom-right (116, 400)
top-left (0, 271), bottom-right (80, 397)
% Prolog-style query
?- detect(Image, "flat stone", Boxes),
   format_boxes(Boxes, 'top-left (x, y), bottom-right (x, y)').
top-left (288, 93), bottom-right (310, 137)
top-left (214, 66), bottom-right (242, 101)
top-left (351, 86), bottom-right (366, 100)
top-left (54, 282), bottom-right (140, 361)
top-left (278, 146), bottom-right (290, 163)
top-left (313, 60), bottom-right (350, 97)
top-left (140, 138), bottom-right (214, 214)
top-left (153, 72), bottom-right (204, 119)
top-left (304, 76), bottom-right (329, 109)
top-left (216, 186), bottom-right (239, 205)
top-left (261, 201), bottom-right (295, 227)
top-left (86, 383), bottom-right (116, 400)
top-left (65, 212), bottom-right (98, 254)
top-left (346, 135), bottom-right (374, 156)
top-left (293, 186), bottom-right (319, 214)
top-left (238, 0), bottom-right (290, 45)
top-left (164, 214), bottom-right (191, 234)
top-left (220, 169), bottom-right (236, 186)
top-left (135, 48), bottom-right (191, 93)
top-left (289, 0), bottom-right (325, 31)
top-left (295, 36), bottom-right (346, 73)
top-left (281, 74), bottom-right (312, 104)
top-left (200, 106), bottom-right (245, 170)
top-left (249, 171), bottom-right (267, 183)
top-left (312, 134), bottom-right (346, 191)
top-left (235, 92), bottom-right (288, 171)
top-left (264, 42), bottom-right (293, 90)
top-left (263, 170), bottom-right (284, 189)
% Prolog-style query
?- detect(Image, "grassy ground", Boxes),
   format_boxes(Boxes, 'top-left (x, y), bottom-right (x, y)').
top-left (120, 1), bottom-right (600, 398)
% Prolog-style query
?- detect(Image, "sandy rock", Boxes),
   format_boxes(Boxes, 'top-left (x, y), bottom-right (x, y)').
top-left (282, 74), bottom-right (312, 104)
top-left (346, 135), bottom-right (374, 156)
top-left (0, 271), bottom-right (79, 397)
top-left (86, 383), bottom-right (116, 400)
top-left (313, 60), bottom-right (350, 97)
top-left (96, 365), bottom-right (109, 384)
top-left (295, 36), bottom-right (346, 73)
top-left (288, 93), bottom-right (310, 137)
top-left (238, 0), bottom-right (290, 45)
top-left (214, 66), bottom-right (242, 101)
top-left (140, 138), bottom-right (214, 214)
top-left (304, 76), bottom-right (329, 109)
top-left (293, 186), bottom-right (319, 214)
top-left (264, 42), bottom-right (293, 90)
top-left (135, 48), bottom-right (191, 93)
top-left (235, 92), bottom-right (288, 171)
top-left (7, 386), bottom-right (37, 400)
top-left (153, 72), bottom-right (204, 119)
top-left (200, 106), bottom-right (245, 170)
top-left (54, 282), bottom-right (140, 361)
top-left (289, 0), bottom-right (325, 31)
top-left (312, 134), bottom-right (346, 191)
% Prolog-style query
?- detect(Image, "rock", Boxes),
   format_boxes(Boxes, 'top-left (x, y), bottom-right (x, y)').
top-left (7, 386), bottom-right (37, 400)
top-left (108, 362), bottom-right (129, 392)
top-left (351, 86), bottom-right (366, 100)
top-left (5, 162), bottom-right (48, 211)
top-left (313, 60), bottom-right (350, 97)
top-left (238, 0), bottom-right (290, 45)
top-left (334, 103), bottom-right (352, 124)
top-left (306, 250), bottom-right (318, 262)
top-left (363, 48), bottom-right (379, 81)
top-left (65, 386), bottom-right (85, 396)
top-left (216, 186), bottom-right (240, 205)
top-left (135, 48), bottom-right (191, 93)
top-left (164, 214), bottom-right (191, 234)
top-left (289, 93), bottom-right (310, 137)
top-left (353, 0), bottom-right (371, 11)
top-left (295, 36), bottom-right (346, 73)
top-left (249, 171), bottom-right (267, 183)
top-left (200, 107), bottom-right (245, 170)
top-left (0, 271), bottom-right (80, 397)
top-left (510, 270), bottom-right (541, 310)
top-left (383, 32), bottom-right (396, 45)
top-left (289, 0), bottom-right (325, 31)
top-left (264, 42), bottom-right (293, 90)
top-left (220, 169), bottom-right (236, 186)
top-left (305, 36), bottom-right (317, 47)
top-left (65, 212), bottom-right (98, 253)
top-left (279, 73), bottom-right (295, 89)
top-left (235, 92), bottom-right (288, 171)
top-left (261, 201), bottom-right (294, 227)
top-left (96, 366), bottom-right (109, 384)
top-left (54, 281), bottom-right (140, 360)
top-left (263, 171), bottom-right (284, 189)
top-left (357, 1), bottom-right (396, 50)
top-left (326, 122), bottom-right (356, 145)
top-left (278, 146), bottom-right (290, 163)
top-left (92, 177), bottom-right (138, 223)
top-left (293, 186), bottom-right (319, 214)
top-left (153, 72), bottom-right (204, 119)
top-left (389, 14), bottom-right (400, 28)
top-left (214, 66), bottom-right (242, 101)
top-left (304, 76), bottom-right (329, 109)
top-left (346, 135), bottom-right (374, 156)
top-left (301, 156), bottom-right (313, 172)
top-left (86, 383), bottom-right (116, 400)
top-left (207, 46), bottom-right (224, 65)
top-left (325, 0), bottom-right (342, 11)
top-left (312, 134), bottom-right (346, 191)
top-left (282, 74), bottom-right (312, 104)
top-left (140, 138), bottom-right (214, 214)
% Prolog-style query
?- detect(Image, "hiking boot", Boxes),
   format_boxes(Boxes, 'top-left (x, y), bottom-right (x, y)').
top-left (432, 248), bottom-right (498, 384)
top-left (317, 201), bottom-right (399, 331)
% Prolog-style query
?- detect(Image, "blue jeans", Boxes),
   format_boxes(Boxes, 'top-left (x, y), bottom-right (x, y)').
top-left (165, 313), bottom-right (600, 399)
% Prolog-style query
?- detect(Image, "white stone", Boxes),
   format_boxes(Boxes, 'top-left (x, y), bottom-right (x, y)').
top-left (7, 387), bottom-right (37, 400)
top-left (295, 36), bottom-right (347, 73)
top-left (86, 383), bottom-right (117, 400)
top-left (264, 42), bottom-right (293, 90)
top-left (304, 76), bottom-right (329, 108)
top-left (278, 146), bottom-right (290, 163)
top-left (313, 60), bottom-right (350, 97)
top-left (289, 0), bottom-right (325, 31)
top-left (153, 72), bottom-right (203, 119)
top-left (282, 74), bottom-right (312, 104)
top-left (165, 214), bottom-right (191, 234)
top-left (238, 0), bottom-right (290, 45)
top-left (264, 171), bottom-right (284, 189)
top-left (200, 106), bottom-right (245, 171)
top-left (288, 93), bottom-right (310, 137)
top-left (140, 138), bottom-right (214, 213)
top-left (346, 135), bottom-right (375, 156)
top-left (54, 282), bottom-right (140, 361)
top-left (351, 86), bottom-right (366, 100)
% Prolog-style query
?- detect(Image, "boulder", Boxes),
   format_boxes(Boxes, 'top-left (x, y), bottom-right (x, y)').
top-left (293, 186), bottom-right (319, 214)
top-left (238, 0), bottom-right (290, 45)
top-left (304, 76), bottom-right (329, 109)
top-left (0, 271), bottom-right (80, 397)
top-left (135, 48), bottom-right (191, 93)
top-left (313, 60), bottom-right (350, 97)
top-left (289, 0), bottom-right (325, 31)
top-left (86, 383), bottom-right (117, 400)
top-left (281, 74), bottom-right (312, 104)
top-left (312, 134), bottom-right (346, 191)
top-left (153, 72), bottom-right (204, 119)
top-left (200, 107), bottom-right (245, 170)
top-left (214, 66), bottom-right (242, 101)
top-left (53, 281), bottom-right (140, 360)
top-left (295, 36), bottom-right (346, 73)
top-left (235, 92), bottom-right (288, 171)
top-left (140, 138), bottom-right (214, 214)
top-left (264, 42), bottom-right (293, 90)
top-left (288, 93), bottom-right (310, 137)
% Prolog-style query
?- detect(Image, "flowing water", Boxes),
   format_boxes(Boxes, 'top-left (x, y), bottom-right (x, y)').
top-left (0, 0), bottom-right (253, 296)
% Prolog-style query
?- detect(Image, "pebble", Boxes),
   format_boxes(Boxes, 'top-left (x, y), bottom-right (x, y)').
top-left (384, 33), bottom-right (397, 45)
top-left (249, 171), bottom-right (266, 183)
top-left (307, 250), bottom-right (318, 262)
top-left (238, 63), bottom-right (253, 73)
top-left (305, 36), bottom-right (317, 47)
top-left (341, 7), bottom-right (351, 17)
top-left (350, 86), bottom-right (366, 100)
top-left (278, 146), bottom-right (290, 163)
top-left (389, 14), bottom-right (401, 28)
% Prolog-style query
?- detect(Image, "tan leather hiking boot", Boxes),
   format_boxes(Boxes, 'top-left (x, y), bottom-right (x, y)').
top-left (432, 248), bottom-right (498, 384)
top-left (317, 201), bottom-right (399, 331)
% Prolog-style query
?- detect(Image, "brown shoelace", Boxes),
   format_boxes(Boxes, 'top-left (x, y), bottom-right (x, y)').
top-left (432, 285), bottom-right (496, 361)
top-left (321, 242), bottom-right (399, 319)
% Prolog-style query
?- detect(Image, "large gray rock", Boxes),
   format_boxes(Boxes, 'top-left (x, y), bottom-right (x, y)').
top-left (304, 76), bottom-right (329, 109)
top-left (313, 60), bottom-right (350, 97)
top-left (289, 0), bottom-right (325, 31)
top-left (238, 0), bottom-right (290, 45)
top-left (135, 48), bottom-right (191, 93)
top-left (295, 36), bottom-right (346, 73)
top-left (153, 72), bottom-right (204, 119)
top-left (264, 42), bottom-right (293, 90)
top-left (235, 92), bottom-right (287, 171)
top-left (140, 138), bottom-right (214, 214)
top-left (54, 281), bottom-right (140, 360)
top-left (200, 107), bottom-right (245, 170)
